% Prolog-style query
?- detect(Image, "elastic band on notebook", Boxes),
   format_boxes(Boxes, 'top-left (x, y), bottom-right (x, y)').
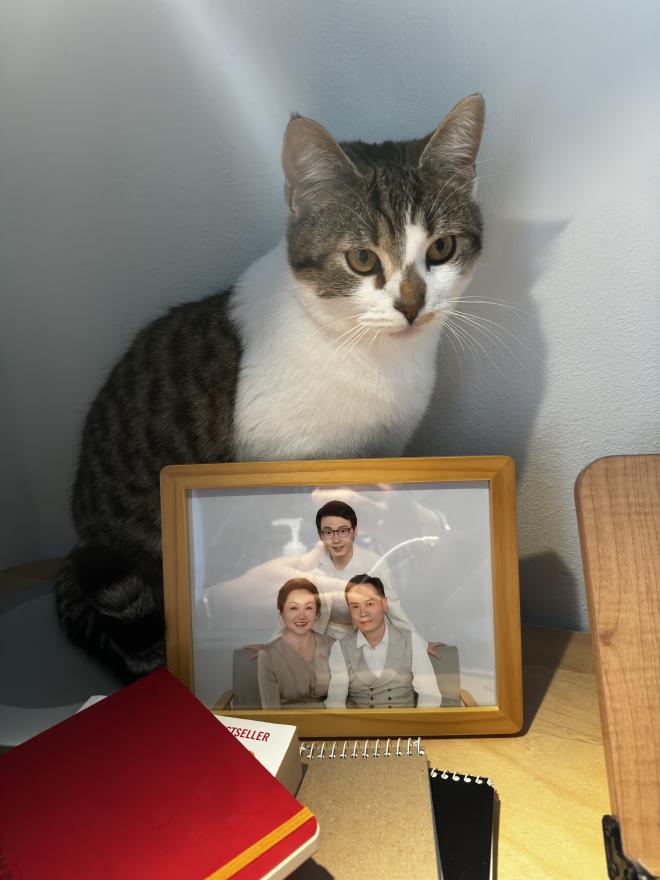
top-left (207, 806), bottom-right (315, 880)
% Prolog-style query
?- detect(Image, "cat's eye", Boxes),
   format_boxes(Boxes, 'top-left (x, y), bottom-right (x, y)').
top-left (426, 236), bottom-right (457, 266)
top-left (345, 248), bottom-right (380, 275)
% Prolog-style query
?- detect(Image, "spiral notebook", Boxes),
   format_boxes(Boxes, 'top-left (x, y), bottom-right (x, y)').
top-left (429, 767), bottom-right (496, 880)
top-left (291, 739), bottom-right (496, 880)
top-left (292, 738), bottom-right (437, 879)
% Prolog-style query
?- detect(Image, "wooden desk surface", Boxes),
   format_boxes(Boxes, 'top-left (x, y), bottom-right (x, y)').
top-left (423, 626), bottom-right (609, 880)
top-left (1, 562), bottom-right (609, 877)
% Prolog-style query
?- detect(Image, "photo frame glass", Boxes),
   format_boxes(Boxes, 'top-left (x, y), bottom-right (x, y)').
top-left (191, 480), bottom-right (496, 709)
top-left (161, 457), bottom-right (522, 737)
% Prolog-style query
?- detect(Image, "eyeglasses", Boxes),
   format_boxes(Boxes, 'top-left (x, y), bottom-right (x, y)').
top-left (319, 526), bottom-right (353, 540)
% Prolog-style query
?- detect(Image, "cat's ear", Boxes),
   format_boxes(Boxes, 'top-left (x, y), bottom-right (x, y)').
top-left (282, 115), bottom-right (361, 214)
top-left (418, 94), bottom-right (485, 182)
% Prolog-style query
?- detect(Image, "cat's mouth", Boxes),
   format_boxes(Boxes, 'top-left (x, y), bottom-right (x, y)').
top-left (390, 313), bottom-right (436, 335)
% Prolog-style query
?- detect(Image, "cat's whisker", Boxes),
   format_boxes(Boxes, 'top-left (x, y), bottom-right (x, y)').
top-left (446, 314), bottom-right (509, 382)
top-left (340, 184), bottom-right (381, 231)
top-left (341, 325), bottom-right (374, 359)
top-left (333, 319), bottom-right (371, 348)
top-left (324, 198), bottom-right (375, 233)
top-left (451, 312), bottom-right (495, 366)
top-left (428, 169), bottom-right (495, 219)
top-left (333, 322), bottom-right (371, 356)
top-left (444, 319), bottom-right (487, 391)
top-left (453, 316), bottom-right (527, 372)
top-left (337, 176), bottom-right (383, 220)
top-left (302, 178), bottom-right (375, 230)
top-left (321, 182), bottom-right (379, 233)
top-left (364, 328), bottom-right (377, 355)
top-left (332, 329), bottom-right (362, 353)
top-left (440, 323), bottom-right (466, 380)
top-left (323, 311), bottom-right (369, 330)
top-left (445, 317), bottom-right (480, 362)
top-left (429, 172), bottom-right (500, 224)
top-left (441, 317), bottom-right (467, 354)
top-left (451, 309), bottom-right (539, 365)
top-left (310, 195), bottom-right (365, 229)
top-left (449, 312), bottom-right (531, 378)
top-left (444, 316), bottom-right (472, 359)
top-left (472, 172), bottom-right (501, 183)
top-left (446, 297), bottom-right (535, 318)
top-left (456, 309), bottom-right (538, 358)
top-left (60, 96), bottom-right (490, 681)
top-left (332, 315), bottom-right (369, 338)
top-left (427, 168), bottom-right (470, 220)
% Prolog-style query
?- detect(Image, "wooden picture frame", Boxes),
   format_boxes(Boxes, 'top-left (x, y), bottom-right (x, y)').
top-left (161, 456), bottom-right (522, 737)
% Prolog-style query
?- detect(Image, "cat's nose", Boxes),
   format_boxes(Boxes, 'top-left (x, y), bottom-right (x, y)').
top-left (395, 302), bottom-right (420, 325)
top-left (396, 268), bottom-right (426, 325)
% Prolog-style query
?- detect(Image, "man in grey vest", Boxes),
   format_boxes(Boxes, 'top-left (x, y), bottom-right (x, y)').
top-left (324, 574), bottom-right (442, 709)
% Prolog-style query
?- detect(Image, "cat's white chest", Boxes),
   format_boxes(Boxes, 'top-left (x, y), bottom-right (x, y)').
top-left (230, 243), bottom-right (441, 461)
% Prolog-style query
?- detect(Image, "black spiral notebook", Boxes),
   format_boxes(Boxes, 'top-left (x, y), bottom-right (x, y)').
top-left (291, 739), bottom-right (497, 880)
top-left (429, 766), bottom-right (497, 880)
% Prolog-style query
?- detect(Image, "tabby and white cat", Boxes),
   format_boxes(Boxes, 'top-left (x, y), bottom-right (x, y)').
top-left (56, 94), bottom-right (485, 678)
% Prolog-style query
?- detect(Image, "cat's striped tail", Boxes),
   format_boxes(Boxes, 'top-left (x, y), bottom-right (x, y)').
top-left (54, 544), bottom-right (165, 681)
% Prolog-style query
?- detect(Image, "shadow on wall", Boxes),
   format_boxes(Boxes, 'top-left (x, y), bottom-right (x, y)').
top-left (519, 551), bottom-right (582, 631)
top-left (409, 214), bottom-right (575, 630)
top-left (0, 349), bottom-right (41, 567)
top-left (410, 214), bottom-right (570, 481)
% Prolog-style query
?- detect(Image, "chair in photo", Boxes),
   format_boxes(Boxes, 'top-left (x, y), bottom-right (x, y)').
top-left (214, 644), bottom-right (478, 711)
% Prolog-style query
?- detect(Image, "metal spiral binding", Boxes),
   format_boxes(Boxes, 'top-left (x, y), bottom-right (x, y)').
top-left (429, 767), bottom-right (493, 786)
top-left (299, 737), bottom-right (425, 760)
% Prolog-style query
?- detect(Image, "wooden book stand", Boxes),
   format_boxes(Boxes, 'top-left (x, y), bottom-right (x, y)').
top-left (575, 455), bottom-right (660, 879)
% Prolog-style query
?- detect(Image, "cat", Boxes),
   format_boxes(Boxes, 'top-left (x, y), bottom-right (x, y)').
top-left (55, 94), bottom-right (485, 680)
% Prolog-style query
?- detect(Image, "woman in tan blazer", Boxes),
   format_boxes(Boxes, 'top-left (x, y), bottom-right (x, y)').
top-left (257, 579), bottom-right (333, 709)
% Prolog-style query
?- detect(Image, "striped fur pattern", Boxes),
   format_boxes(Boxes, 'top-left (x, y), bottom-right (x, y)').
top-left (56, 95), bottom-right (485, 678)
top-left (56, 295), bottom-right (241, 677)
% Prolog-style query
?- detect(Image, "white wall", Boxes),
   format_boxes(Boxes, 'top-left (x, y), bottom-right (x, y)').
top-left (1, 0), bottom-right (658, 631)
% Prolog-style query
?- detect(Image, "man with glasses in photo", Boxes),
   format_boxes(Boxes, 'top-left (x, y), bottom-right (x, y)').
top-left (307, 500), bottom-right (417, 642)
top-left (261, 499), bottom-right (443, 657)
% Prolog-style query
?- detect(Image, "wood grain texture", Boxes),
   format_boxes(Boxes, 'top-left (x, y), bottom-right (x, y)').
top-left (575, 454), bottom-right (660, 874)
top-left (423, 628), bottom-right (610, 880)
top-left (0, 558), bottom-right (608, 878)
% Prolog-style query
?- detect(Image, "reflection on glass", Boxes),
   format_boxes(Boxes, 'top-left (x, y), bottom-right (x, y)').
top-left (191, 482), bottom-right (496, 710)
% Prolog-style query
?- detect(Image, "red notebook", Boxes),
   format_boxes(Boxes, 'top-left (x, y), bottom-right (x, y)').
top-left (0, 668), bottom-right (318, 879)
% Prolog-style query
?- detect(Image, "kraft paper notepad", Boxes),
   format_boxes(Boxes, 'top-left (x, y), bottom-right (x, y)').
top-left (292, 738), bottom-right (439, 880)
